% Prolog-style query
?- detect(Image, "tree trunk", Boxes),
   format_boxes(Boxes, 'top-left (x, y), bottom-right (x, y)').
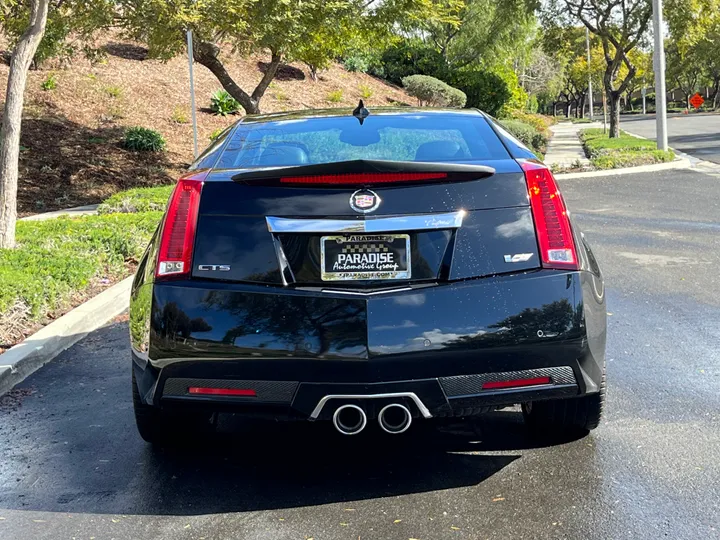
top-left (193, 40), bottom-right (281, 115)
top-left (608, 92), bottom-right (621, 138)
top-left (0, 0), bottom-right (50, 249)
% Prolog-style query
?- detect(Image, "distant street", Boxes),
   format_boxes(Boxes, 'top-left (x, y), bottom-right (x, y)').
top-left (620, 113), bottom-right (720, 164)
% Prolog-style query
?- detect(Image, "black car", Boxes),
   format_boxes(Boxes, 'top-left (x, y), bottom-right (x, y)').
top-left (130, 106), bottom-right (606, 441)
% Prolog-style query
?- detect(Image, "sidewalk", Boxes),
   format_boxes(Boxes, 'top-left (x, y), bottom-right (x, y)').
top-left (544, 122), bottom-right (601, 168)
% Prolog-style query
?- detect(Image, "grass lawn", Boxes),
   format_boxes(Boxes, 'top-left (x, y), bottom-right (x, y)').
top-left (98, 185), bottom-right (173, 214)
top-left (580, 128), bottom-right (675, 169)
top-left (0, 210), bottom-right (162, 349)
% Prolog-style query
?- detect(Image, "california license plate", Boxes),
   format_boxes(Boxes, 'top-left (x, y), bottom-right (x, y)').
top-left (320, 234), bottom-right (411, 281)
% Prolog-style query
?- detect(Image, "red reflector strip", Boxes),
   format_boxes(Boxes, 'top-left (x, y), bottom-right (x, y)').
top-left (279, 172), bottom-right (447, 184)
top-left (481, 376), bottom-right (552, 390)
top-left (188, 387), bottom-right (257, 397)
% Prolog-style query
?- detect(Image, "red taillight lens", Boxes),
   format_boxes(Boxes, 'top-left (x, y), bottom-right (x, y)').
top-left (521, 161), bottom-right (578, 269)
top-left (482, 376), bottom-right (551, 390)
top-left (279, 172), bottom-right (447, 185)
top-left (188, 387), bottom-right (257, 397)
top-left (155, 178), bottom-right (203, 279)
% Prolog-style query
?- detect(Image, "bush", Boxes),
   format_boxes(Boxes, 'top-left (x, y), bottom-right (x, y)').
top-left (41, 73), bottom-right (57, 91)
top-left (380, 39), bottom-right (448, 85)
top-left (401, 75), bottom-right (467, 108)
top-left (580, 128), bottom-right (675, 169)
top-left (449, 69), bottom-right (510, 117)
top-left (123, 127), bottom-right (166, 152)
top-left (509, 111), bottom-right (555, 132)
top-left (502, 119), bottom-right (543, 150)
top-left (103, 84), bottom-right (123, 98)
top-left (170, 106), bottom-right (189, 124)
top-left (344, 55), bottom-right (370, 73)
top-left (359, 84), bottom-right (374, 99)
top-left (210, 89), bottom-right (241, 116)
top-left (209, 128), bottom-right (224, 141)
top-left (326, 90), bottom-right (344, 103)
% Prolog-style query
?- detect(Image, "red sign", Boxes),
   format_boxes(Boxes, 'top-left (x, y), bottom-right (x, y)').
top-left (689, 93), bottom-right (705, 109)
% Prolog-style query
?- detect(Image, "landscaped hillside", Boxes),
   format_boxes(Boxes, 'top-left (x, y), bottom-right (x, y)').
top-left (0, 36), bottom-right (412, 216)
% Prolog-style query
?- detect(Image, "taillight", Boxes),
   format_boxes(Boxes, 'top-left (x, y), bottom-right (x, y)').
top-left (520, 160), bottom-right (578, 270)
top-left (280, 172), bottom-right (447, 185)
top-left (155, 177), bottom-right (204, 280)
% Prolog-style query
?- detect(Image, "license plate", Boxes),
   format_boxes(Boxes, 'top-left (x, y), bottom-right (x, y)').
top-left (320, 234), bottom-right (411, 281)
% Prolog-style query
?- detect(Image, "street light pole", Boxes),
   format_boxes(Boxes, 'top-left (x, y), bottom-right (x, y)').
top-left (586, 27), bottom-right (594, 120)
top-left (186, 30), bottom-right (199, 159)
top-left (652, 0), bottom-right (668, 150)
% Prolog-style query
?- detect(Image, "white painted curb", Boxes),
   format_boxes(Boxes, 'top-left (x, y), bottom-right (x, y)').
top-left (0, 275), bottom-right (133, 396)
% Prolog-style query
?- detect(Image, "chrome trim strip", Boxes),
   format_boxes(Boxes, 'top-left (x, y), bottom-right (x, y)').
top-left (319, 287), bottom-right (413, 296)
top-left (266, 211), bottom-right (465, 234)
top-left (309, 392), bottom-right (433, 420)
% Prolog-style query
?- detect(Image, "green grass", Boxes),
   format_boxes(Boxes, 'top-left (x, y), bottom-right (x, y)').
top-left (0, 212), bottom-right (162, 320)
top-left (97, 185), bottom-right (173, 214)
top-left (580, 128), bottom-right (675, 169)
top-left (570, 117), bottom-right (592, 124)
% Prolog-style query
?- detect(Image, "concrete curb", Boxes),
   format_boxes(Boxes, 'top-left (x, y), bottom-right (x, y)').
top-left (20, 204), bottom-right (99, 222)
top-left (555, 157), bottom-right (692, 180)
top-left (0, 275), bottom-right (133, 396)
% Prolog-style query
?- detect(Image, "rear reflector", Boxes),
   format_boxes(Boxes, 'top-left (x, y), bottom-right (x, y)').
top-left (156, 177), bottom-right (204, 279)
top-left (188, 387), bottom-right (257, 397)
top-left (520, 160), bottom-right (578, 269)
top-left (280, 172), bottom-right (447, 185)
top-left (482, 376), bottom-right (552, 390)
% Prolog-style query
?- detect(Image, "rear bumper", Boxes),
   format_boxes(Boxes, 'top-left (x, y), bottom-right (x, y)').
top-left (131, 269), bottom-right (606, 418)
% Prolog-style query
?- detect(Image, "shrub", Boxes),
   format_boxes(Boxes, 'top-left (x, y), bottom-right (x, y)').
top-left (449, 69), bottom-right (510, 117)
top-left (210, 89), bottom-right (241, 116)
top-left (209, 128), bottom-right (224, 142)
top-left (359, 84), bottom-right (374, 99)
top-left (344, 55), bottom-right (370, 73)
top-left (401, 75), bottom-right (467, 108)
top-left (381, 39), bottom-right (448, 85)
top-left (123, 127), bottom-right (166, 152)
top-left (170, 106), bottom-right (189, 124)
top-left (326, 90), bottom-right (344, 103)
top-left (103, 84), bottom-right (123, 98)
top-left (41, 73), bottom-right (57, 91)
top-left (509, 111), bottom-right (555, 132)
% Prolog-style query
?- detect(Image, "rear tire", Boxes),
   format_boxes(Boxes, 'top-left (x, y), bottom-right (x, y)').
top-left (132, 369), bottom-right (214, 445)
top-left (522, 372), bottom-right (605, 436)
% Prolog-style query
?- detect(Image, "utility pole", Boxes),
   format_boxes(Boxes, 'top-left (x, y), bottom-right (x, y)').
top-left (642, 78), bottom-right (647, 115)
top-left (652, 0), bottom-right (668, 150)
top-left (586, 27), bottom-right (594, 120)
top-left (186, 30), bottom-right (199, 158)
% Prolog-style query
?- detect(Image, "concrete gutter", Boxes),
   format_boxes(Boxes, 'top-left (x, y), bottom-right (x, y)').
top-left (0, 275), bottom-right (132, 396)
top-left (556, 156), bottom-right (692, 180)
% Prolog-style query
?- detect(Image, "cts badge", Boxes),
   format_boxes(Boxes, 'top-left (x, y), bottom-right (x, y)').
top-left (197, 264), bottom-right (231, 272)
top-left (503, 253), bottom-right (533, 263)
top-left (349, 189), bottom-right (381, 214)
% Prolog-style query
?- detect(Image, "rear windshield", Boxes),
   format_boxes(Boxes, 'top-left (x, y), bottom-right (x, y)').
top-left (214, 113), bottom-right (510, 169)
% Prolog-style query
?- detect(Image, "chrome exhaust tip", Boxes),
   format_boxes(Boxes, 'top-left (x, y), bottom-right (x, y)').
top-left (378, 403), bottom-right (412, 434)
top-left (332, 404), bottom-right (367, 435)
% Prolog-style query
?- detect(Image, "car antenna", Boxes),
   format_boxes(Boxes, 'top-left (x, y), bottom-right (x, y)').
top-left (352, 99), bottom-right (369, 125)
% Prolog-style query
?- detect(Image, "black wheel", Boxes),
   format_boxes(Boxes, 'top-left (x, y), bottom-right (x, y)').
top-left (132, 369), bottom-right (215, 445)
top-left (522, 372), bottom-right (605, 435)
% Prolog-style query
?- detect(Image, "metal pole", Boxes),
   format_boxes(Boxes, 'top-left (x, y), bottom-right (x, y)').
top-left (586, 27), bottom-right (594, 120)
top-left (642, 78), bottom-right (647, 115)
top-left (186, 30), bottom-right (199, 158)
top-left (652, 0), bottom-right (668, 150)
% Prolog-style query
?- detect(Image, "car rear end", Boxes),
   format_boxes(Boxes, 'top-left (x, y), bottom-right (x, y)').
top-left (130, 108), bottom-right (606, 440)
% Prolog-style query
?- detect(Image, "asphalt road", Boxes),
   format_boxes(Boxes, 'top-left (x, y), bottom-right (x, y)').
top-left (2, 167), bottom-right (720, 539)
top-left (620, 113), bottom-right (720, 164)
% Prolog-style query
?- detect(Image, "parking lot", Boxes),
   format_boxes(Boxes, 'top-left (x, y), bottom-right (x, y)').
top-left (1, 167), bottom-right (719, 540)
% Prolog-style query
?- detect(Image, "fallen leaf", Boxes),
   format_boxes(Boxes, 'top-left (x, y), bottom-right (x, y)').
top-left (340, 523), bottom-right (349, 527)
top-left (184, 524), bottom-right (191, 529)
top-left (344, 508), bottom-right (356, 512)
top-left (492, 497), bottom-right (505, 502)
top-left (279, 518), bottom-right (285, 522)
top-left (394, 519), bottom-right (403, 523)
top-left (111, 518), bottom-right (119, 523)
top-left (33, 520), bottom-right (46, 523)
top-left (450, 526), bottom-right (460, 531)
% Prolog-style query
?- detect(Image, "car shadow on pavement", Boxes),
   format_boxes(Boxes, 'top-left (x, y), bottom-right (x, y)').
top-left (0, 321), bottom-right (587, 517)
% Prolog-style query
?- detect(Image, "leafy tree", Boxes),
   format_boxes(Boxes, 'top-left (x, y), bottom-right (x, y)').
top-left (547, 0), bottom-right (653, 136)
top-left (0, 0), bottom-right (113, 248)
top-left (119, 0), bottom-right (458, 114)
top-left (402, 74), bottom-right (466, 107)
top-left (449, 68), bottom-right (510, 115)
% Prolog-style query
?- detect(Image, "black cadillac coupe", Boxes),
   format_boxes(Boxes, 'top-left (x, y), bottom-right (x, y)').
top-left (129, 105), bottom-right (606, 441)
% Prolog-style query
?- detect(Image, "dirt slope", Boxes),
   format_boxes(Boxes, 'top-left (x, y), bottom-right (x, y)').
top-left (0, 36), bottom-right (412, 216)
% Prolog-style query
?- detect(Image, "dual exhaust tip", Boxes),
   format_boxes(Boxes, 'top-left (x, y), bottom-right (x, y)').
top-left (332, 403), bottom-right (412, 435)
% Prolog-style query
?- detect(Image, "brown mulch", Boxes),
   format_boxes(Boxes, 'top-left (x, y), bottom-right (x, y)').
top-left (0, 33), bottom-right (412, 216)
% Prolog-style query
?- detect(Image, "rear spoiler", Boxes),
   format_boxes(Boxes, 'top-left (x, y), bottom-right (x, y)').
top-left (231, 159), bottom-right (496, 185)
